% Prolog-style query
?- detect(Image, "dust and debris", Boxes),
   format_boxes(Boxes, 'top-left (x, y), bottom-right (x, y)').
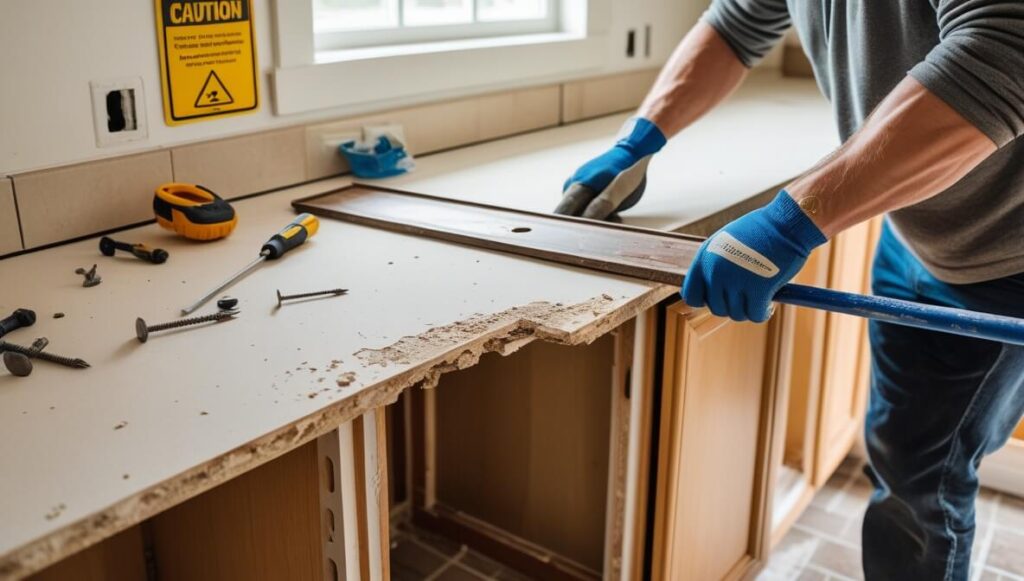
top-left (199, 411), bottom-right (208, 416)
top-left (52, 313), bottom-right (64, 319)
top-left (113, 421), bottom-right (128, 431)
top-left (122, 474), bottom-right (130, 480)
top-left (44, 504), bottom-right (66, 521)
top-left (354, 295), bottom-right (620, 369)
top-left (336, 371), bottom-right (357, 387)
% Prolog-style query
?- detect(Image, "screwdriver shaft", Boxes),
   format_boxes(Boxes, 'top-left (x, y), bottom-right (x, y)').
top-left (181, 253), bottom-right (267, 315)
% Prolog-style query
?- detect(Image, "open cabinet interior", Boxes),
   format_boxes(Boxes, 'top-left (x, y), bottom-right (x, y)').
top-left (391, 319), bottom-right (645, 581)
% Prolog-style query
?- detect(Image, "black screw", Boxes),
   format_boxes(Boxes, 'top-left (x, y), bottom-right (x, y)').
top-left (100, 237), bottom-right (169, 264)
top-left (0, 339), bottom-right (90, 369)
top-left (0, 308), bottom-right (36, 339)
top-left (276, 288), bottom-right (348, 308)
top-left (136, 309), bottom-right (240, 343)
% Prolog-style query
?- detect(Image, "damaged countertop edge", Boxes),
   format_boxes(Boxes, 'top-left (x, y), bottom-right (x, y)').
top-left (0, 285), bottom-right (676, 579)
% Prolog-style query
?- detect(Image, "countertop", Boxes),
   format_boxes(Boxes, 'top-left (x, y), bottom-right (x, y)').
top-left (0, 70), bottom-right (836, 578)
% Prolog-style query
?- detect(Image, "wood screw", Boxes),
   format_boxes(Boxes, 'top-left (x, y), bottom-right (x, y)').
top-left (135, 309), bottom-right (240, 343)
top-left (0, 339), bottom-right (90, 369)
top-left (276, 288), bottom-right (347, 308)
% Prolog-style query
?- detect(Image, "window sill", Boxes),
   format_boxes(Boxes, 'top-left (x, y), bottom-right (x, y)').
top-left (274, 32), bottom-right (607, 116)
top-left (314, 31), bottom-right (584, 64)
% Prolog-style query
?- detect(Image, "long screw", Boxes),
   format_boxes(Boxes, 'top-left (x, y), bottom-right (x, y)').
top-left (276, 288), bottom-right (348, 308)
top-left (136, 309), bottom-right (240, 343)
top-left (0, 340), bottom-right (90, 369)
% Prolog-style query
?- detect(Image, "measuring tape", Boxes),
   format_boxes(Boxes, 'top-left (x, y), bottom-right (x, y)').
top-left (153, 183), bottom-right (238, 241)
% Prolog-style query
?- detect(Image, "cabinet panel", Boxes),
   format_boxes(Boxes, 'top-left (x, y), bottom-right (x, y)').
top-left (149, 441), bottom-right (323, 581)
top-left (28, 526), bottom-right (146, 581)
top-left (813, 219), bottom-right (879, 485)
top-left (1013, 419), bottom-right (1024, 442)
top-left (652, 305), bottom-right (777, 581)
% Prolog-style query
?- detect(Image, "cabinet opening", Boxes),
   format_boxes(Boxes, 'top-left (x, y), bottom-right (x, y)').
top-left (389, 334), bottom-right (624, 580)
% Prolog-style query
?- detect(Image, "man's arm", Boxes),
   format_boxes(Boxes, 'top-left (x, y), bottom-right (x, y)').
top-left (555, 2), bottom-right (789, 220)
top-left (786, 78), bottom-right (996, 238)
top-left (683, 0), bottom-right (1024, 322)
top-left (637, 22), bottom-right (749, 138)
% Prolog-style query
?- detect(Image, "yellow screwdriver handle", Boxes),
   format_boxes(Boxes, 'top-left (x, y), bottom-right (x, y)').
top-left (261, 213), bottom-right (319, 259)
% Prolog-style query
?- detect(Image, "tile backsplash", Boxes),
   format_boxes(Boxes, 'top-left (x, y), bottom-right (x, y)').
top-left (1, 68), bottom-right (660, 257)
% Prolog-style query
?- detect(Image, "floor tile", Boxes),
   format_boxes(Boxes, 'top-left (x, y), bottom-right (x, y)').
top-left (411, 528), bottom-right (464, 557)
top-left (458, 549), bottom-right (505, 576)
top-left (764, 527), bottom-right (819, 578)
top-left (795, 568), bottom-right (829, 581)
top-left (391, 538), bottom-right (447, 577)
top-left (797, 504), bottom-right (852, 537)
top-left (435, 563), bottom-right (488, 580)
top-left (996, 494), bottom-right (1024, 532)
top-left (809, 540), bottom-right (863, 580)
top-left (986, 529), bottom-right (1024, 575)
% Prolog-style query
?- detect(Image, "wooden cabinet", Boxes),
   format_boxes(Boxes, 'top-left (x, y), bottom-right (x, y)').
top-left (811, 218), bottom-right (879, 485)
top-left (651, 305), bottom-right (789, 581)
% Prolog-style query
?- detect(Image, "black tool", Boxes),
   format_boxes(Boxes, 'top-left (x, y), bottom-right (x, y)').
top-left (216, 297), bottom-right (239, 310)
top-left (100, 236), bottom-right (169, 264)
top-left (0, 309), bottom-right (35, 339)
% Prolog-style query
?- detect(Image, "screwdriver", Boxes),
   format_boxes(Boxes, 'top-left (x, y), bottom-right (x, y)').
top-left (181, 213), bottom-right (320, 315)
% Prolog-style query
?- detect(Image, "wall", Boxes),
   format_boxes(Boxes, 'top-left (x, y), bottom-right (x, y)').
top-left (0, 0), bottom-right (703, 176)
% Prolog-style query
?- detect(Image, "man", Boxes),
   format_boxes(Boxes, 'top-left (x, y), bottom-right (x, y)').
top-left (555, 1), bottom-right (1024, 578)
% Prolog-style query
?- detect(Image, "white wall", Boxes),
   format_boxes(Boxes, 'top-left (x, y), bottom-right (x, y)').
top-left (0, 0), bottom-right (711, 175)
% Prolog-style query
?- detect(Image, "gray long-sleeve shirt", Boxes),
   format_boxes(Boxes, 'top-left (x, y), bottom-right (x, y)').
top-left (705, 0), bottom-right (1024, 283)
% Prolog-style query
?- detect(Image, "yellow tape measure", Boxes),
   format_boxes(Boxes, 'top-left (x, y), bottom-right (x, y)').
top-left (153, 183), bottom-right (238, 241)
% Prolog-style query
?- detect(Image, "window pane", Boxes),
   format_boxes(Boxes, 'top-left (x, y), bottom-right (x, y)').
top-left (402, 0), bottom-right (472, 26)
top-left (313, 0), bottom-right (398, 32)
top-left (477, 0), bottom-right (547, 21)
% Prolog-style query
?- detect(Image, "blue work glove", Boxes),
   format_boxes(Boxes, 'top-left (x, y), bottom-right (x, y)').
top-left (554, 117), bottom-right (667, 221)
top-left (682, 191), bottom-right (827, 322)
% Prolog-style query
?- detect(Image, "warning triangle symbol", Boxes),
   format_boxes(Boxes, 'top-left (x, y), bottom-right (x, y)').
top-left (194, 70), bottom-right (234, 108)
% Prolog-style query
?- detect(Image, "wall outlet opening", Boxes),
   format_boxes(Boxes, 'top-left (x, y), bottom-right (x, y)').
top-left (91, 77), bottom-right (148, 147)
top-left (105, 89), bottom-right (138, 133)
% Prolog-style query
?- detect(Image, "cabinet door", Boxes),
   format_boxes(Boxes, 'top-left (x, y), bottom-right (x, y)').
top-left (813, 219), bottom-right (880, 485)
top-left (652, 305), bottom-right (785, 581)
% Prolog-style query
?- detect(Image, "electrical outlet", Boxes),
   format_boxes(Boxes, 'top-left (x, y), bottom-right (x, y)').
top-left (90, 77), bottom-right (148, 147)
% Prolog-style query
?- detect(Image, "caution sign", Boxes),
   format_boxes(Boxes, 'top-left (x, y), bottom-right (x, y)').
top-left (154, 0), bottom-right (258, 125)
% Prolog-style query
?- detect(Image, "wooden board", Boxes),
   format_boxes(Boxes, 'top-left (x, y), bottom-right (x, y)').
top-left (294, 184), bottom-right (702, 286)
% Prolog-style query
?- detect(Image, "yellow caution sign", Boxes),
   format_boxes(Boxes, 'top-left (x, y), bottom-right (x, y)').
top-left (154, 0), bottom-right (258, 125)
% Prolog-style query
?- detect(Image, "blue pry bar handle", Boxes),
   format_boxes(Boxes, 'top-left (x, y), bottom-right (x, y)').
top-left (774, 284), bottom-right (1024, 347)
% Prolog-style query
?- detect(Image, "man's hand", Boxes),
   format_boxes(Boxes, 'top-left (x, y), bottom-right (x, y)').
top-left (682, 191), bottom-right (827, 322)
top-left (554, 118), bottom-right (666, 221)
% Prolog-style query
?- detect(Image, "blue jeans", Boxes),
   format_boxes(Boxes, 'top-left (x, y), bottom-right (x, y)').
top-left (863, 221), bottom-right (1024, 581)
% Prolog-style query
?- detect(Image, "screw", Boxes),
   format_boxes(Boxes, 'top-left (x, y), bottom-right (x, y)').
top-left (276, 288), bottom-right (348, 308)
top-left (2, 338), bottom-right (48, 377)
top-left (0, 339), bottom-right (90, 369)
top-left (135, 309), bottom-right (240, 343)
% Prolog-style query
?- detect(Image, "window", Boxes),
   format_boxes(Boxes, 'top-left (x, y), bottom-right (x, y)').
top-left (313, 0), bottom-right (560, 51)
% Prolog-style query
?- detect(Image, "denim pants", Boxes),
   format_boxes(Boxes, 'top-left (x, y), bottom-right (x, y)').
top-left (862, 221), bottom-right (1024, 580)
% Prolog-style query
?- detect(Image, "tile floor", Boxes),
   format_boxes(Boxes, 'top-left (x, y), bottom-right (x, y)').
top-left (759, 457), bottom-right (1024, 581)
top-left (392, 457), bottom-right (1024, 580)
top-left (390, 521), bottom-right (533, 580)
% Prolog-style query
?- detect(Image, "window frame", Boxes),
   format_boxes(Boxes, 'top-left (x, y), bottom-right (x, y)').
top-left (272, 0), bottom-right (611, 116)
top-left (313, 0), bottom-right (562, 52)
